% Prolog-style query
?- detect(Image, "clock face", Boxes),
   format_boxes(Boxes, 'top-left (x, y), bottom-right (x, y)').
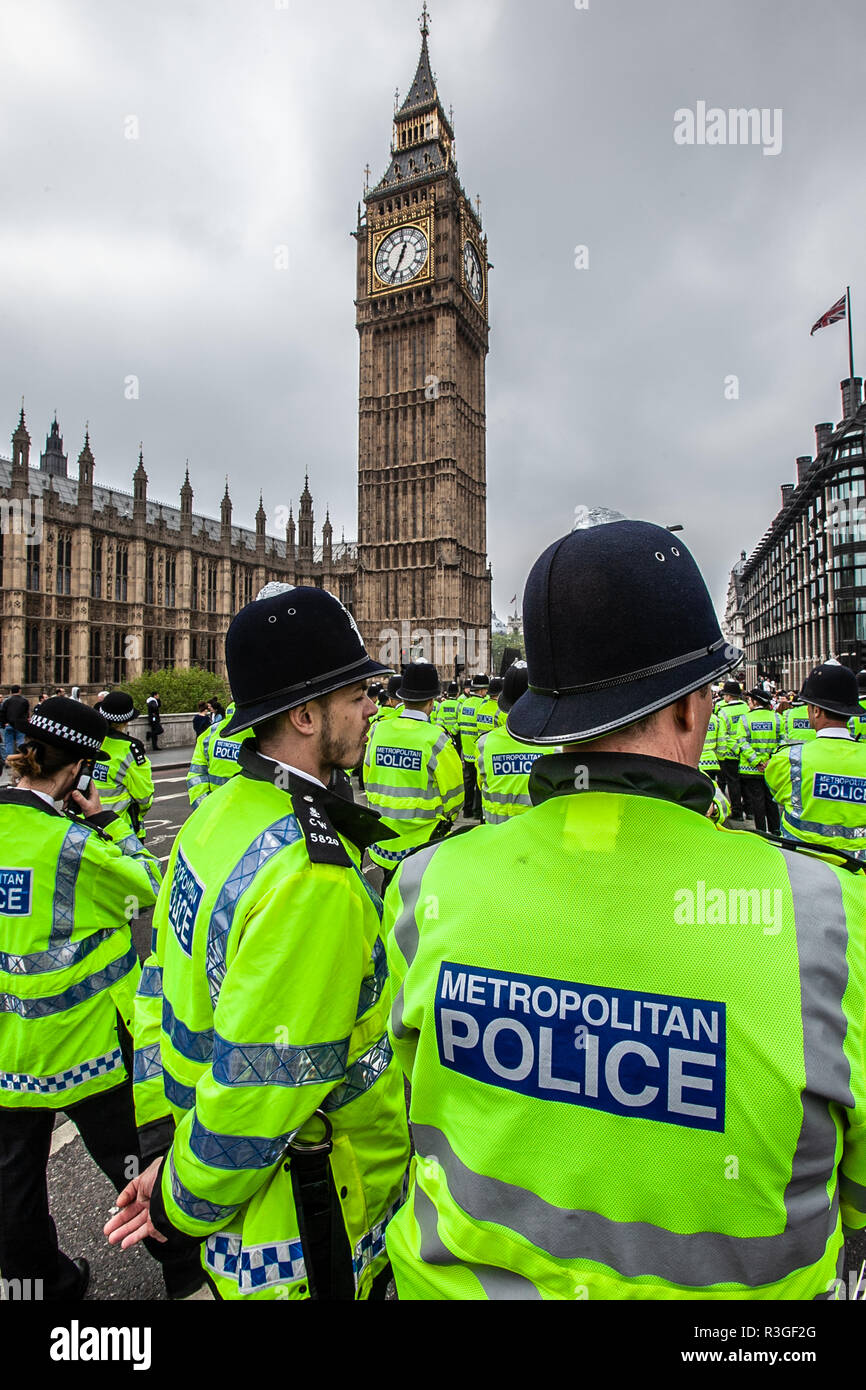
top-left (375, 225), bottom-right (429, 286)
top-left (463, 240), bottom-right (484, 303)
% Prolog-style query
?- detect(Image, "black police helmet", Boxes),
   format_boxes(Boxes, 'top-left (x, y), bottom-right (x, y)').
top-left (24, 697), bottom-right (110, 763)
top-left (746, 687), bottom-right (771, 707)
top-left (387, 674), bottom-right (403, 700)
top-left (798, 664), bottom-right (862, 720)
top-left (99, 692), bottom-right (139, 724)
top-left (222, 588), bottom-right (392, 735)
top-left (397, 662), bottom-right (441, 702)
top-left (499, 662), bottom-right (529, 713)
top-left (508, 521), bottom-right (742, 744)
top-left (447, 682), bottom-right (459, 697)
top-left (722, 680), bottom-right (743, 697)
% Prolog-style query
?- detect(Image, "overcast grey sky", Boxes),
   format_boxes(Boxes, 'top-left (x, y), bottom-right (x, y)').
top-left (2, 0), bottom-right (865, 617)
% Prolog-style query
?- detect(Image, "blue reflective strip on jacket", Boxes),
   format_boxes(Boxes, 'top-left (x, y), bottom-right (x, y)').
top-left (188, 1114), bottom-right (291, 1170)
top-left (138, 962), bottom-right (163, 997)
top-left (133, 1042), bottom-right (162, 1084)
top-left (162, 995), bottom-right (214, 1063)
top-left (51, 821), bottom-right (91, 943)
top-left (205, 815), bottom-right (303, 1008)
top-left (168, 1151), bottom-right (240, 1223)
top-left (322, 1034), bottom-right (392, 1111)
top-left (356, 936), bottom-right (388, 1019)
top-left (0, 945), bottom-right (137, 1019)
top-left (0, 927), bottom-right (114, 977)
top-left (164, 1067), bottom-right (197, 1111)
top-left (211, 1030), bottom-right (350, 1088)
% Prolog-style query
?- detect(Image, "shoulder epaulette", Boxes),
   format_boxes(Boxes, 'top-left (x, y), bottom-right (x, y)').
top-left (129, 738), bottom-right (148, 766)
top-left (293, 792), bottom-right (353, 868)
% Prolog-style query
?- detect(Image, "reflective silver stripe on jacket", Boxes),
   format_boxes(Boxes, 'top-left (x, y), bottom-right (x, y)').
top-left (389, 841), bottom-right (446, 1041)
top-left (414, 1183), bottom-right (541, 1300)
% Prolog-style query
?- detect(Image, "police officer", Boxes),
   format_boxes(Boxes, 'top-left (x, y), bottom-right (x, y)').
top-left (186, 701), bottom-right (252, 808)
top-left (96, 692), bottom-right (154, 841)
top-left (476, 663), bottom-right (553, 824)
top-left (458, 674), bottom-right (489, 820)
top-left (782, 696), bottom-right (816, 746)
top-left (0, 698), bottom-right (200, 1299)
top-left (364, 662), bottom-right (463, 890)
top-left (765, 663), bottom-right (866, 861)
top-left (105, 588), bottom-right (410, 1300)
top-left (715, 680), bottom-right (750, 820)
top-left (382, 520), bottom-right (866, 1300)
top-left (738, 688), bottom-right (781, 834)
top-left (437, 682), bottom-right (461, 748)
top-left (698, 700), bottom-right (723, 786)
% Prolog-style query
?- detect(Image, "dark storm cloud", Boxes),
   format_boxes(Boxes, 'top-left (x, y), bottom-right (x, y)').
top-left (2, 0), bottom-right (865, 617)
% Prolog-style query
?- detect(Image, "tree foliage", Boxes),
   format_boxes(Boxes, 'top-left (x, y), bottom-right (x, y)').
top-left (120, 667), bottom-right (231, 715)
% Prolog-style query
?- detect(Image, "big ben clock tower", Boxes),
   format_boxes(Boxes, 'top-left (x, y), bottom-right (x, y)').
top-left (354, 6), bottom-right (491, 673)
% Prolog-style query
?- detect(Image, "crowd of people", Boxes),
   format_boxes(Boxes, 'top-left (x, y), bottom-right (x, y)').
top-left (1, 516), bottom-right (865, 1302)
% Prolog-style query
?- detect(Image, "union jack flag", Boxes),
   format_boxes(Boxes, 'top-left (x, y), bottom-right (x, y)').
top-left (810, 294), bottom-right (846, 336)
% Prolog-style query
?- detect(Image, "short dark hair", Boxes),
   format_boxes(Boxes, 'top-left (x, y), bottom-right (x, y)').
top-left (10, 685), bottom-right (20, 693)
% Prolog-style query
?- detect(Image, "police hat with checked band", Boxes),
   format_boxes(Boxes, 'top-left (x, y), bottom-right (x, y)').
top-left (99, 692), bottom-right (139, 723)
top-left (508, 520), bottom-right (743, 744)
top-left (222, 587), bottom-right (393, 735)
top-left (24, 697), bottom-right (110, 762)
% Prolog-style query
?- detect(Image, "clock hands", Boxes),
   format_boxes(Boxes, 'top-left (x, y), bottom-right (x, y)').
top-left (394, 240), bottom-right (410, 273)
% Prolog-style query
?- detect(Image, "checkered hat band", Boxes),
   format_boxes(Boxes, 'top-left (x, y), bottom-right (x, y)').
top-left (101, 709), bottom-right (132, 723)
top-left (28, 713), bottom-right (103, 752)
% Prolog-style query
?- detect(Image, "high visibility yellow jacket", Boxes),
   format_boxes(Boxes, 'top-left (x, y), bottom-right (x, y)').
top-left (738, 708), bottom-right (781, 771)
top-left (698, 714), bottom-right (721, 774)
top-left (135, 743), bottom-right (410, 1299)
top-left (783, 705), bottom-right (816, 746)
top-left (457, 696), bottom-right (484, 765)
top-left (364, 712), bottom-right (463, 871)
top-left (0, 789), bottom-right (161, 1109)
top-left (715, 701), bottom-right (749, 760)
top-left (476, 730), bottom-right (553, 824)
top-left (384, 751), bottom-right (866, 1300)
top-left (850, 699), bottom-right (866, 742)
top-left (765, 731), bottom-right (866, 861)
top-left (437, 698), bottom-right (460, 737)
top-left (94, 731), bottom-right (154, 840)
top-left (186, 706), bottom-right (252, 808)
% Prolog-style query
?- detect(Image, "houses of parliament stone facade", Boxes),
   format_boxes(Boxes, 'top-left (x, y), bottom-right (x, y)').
top-left (0, 14), bottom-right (490, 697)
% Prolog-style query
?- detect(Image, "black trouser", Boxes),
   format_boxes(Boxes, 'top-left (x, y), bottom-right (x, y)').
top-left (0, 1075), bottom-right (201, 1300)
top-left (718, 759), bottom-right (743, 817)
top-left (463, 761), bottom-right (480, 819)
top-left (741, 774), bottom-right (775, 833)
top-left (764, 778), bottom-right (780, 835)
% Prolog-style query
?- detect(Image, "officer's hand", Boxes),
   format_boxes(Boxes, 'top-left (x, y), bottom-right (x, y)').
top-left (104, 1157), bottom-right (167, 1249)
top-left (70, 782), bottom-right (103, 818)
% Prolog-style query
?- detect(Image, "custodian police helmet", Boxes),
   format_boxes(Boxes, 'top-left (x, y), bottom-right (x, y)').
top-left (222, 587), bottom-right (392, 735)
top-left (508, 520), bottom-right (743, 744)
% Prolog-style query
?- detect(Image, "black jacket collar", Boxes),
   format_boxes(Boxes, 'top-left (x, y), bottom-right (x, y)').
top-left (0, 787), bottom-right (64, 817)
top-left (529, 751), bottom-right (715, 816)
top-left (238, 742), bottom-right (395, 852)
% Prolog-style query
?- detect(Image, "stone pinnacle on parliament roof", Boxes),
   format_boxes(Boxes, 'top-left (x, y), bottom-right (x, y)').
top-left (13, 403), bottom-right (29, 444)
